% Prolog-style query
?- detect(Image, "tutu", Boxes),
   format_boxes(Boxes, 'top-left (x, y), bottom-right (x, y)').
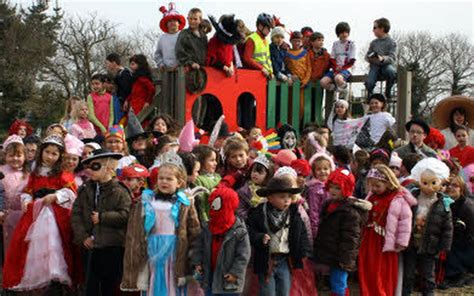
top-left (12, 202), bottom-right (71, 291)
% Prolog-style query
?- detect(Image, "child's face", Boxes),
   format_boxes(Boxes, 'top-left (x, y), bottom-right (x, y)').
top-left (328, 183), bottom-right (344, 199)
top-left (311, 38), bottom-right (324, 49)
top-left (157, 166), bottom-right (182, 194)
top-left (447, 179), bottom-right (462, 200)
top-left (372, 22), bottom-right (385, 38)
top-left (318, 129), bottom-right (330, 144)
top-left (91, 79), bottom-right (104, 93)
top-left (189, 161), bottom-right (201, 184)
top-left (249, 128), bottom-right (262, 142)
top-left (167, 19), bottom-right (180, 34)
top-left (132, 138), bottom-right (147, 153)
top-left (400, 164), bottom-right (409, 177)
top-left (369, 99), bottom-right (383, 113)
top-left (78, 105), bottom-right (89, 119)
top-left (282, 131), bottom-right (297, 150)
top-left (370, 159), bottom-right (386, 168)
top-left (290, 38), bottom-right (303, 50)
top-left (338, 31), bottom-right (349, 41)
top-left (268, 192), bottom-right (292, 210)
top-left (369, 179), bottom-right (389, 195)
top-left (154, 118), bottom-right (168, 134)
top-left (48, 127), bottom-right (64, 137)
top-left (17, 126), bottom-right (27, 138)
top-left (86, 159), bottom-right (114, 182)
top-left (82, 146), bottom-right (94, 160)
top-left (408, 124), bottom-right (426, 147)
top-left (42, 145), bottom-right (61, 168)
top-left (228, 149), bottom-right (248, 169)
top-left (390, 166), bottom-right (401, 178)
top-left (105, 137), bottom-right (124, 154)
top-left (63, 153), bottom-right (80, 172)
top-left (453, 111), bottom-right (465, 126)
top-left (25, 143), bottom-right (37, 162)
top-left (6, 150), bottom-right (25, 170)
top-left (335, 104), bottom-right (347, 117)
top-left (455, 129), bottom-right (468, 147)
top-left (130, 61), bottom-right (138, 72)
top-left (296, 175), bottom-right (306, 188)
top-left (419, 172), bottom-right (442, 196)
top-left (159, 143), bottom-right (179, 156)
top-left (202, 152), bottom-right (218, 173)
top-left (250, 166), bottom-right (267, 185)
top-left (313, 160), bottom-right (331, 182)
top-left (187, 13), bottom-right (201, 30)
top-left (122, 177), bottom-right (143, 193)
top-left (272, 35), bottom-right (284, 46)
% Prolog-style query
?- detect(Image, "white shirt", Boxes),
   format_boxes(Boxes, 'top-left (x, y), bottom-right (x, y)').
top-left (154, 33), bottom-right (179, 68)
top-left (331, 40), bottom-right (356, 68)
top-left (441, 127), bottom-right (474, 150)
top-left (367, 112), bottom-right (396, 143)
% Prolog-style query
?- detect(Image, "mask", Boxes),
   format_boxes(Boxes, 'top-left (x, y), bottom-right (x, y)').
top-left (208, 187), bottom-right (239, 235)
top-left (283, 131), bottom-right (297, 150)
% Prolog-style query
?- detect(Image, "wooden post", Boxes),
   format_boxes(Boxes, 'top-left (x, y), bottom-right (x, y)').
top-left (175, 67), bottom-right (186, 125)
top-left (291, 80), bottom-right (301, 132)
top-left (280, 82), bottom-right (289, 125)
top-left (314, 81), bottom-right (324, 125)
top-left (324, 90), bottom-right (335, 122)
top-left (267, 79), bottom-right (277, 129)
top-left (397, 68), bottom-right (412, 140)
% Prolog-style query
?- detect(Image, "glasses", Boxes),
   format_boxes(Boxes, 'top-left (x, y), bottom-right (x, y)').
top-left (86, 162), bottom-right (102, 171)
top-left (447, 183), bottom-right (461, 189)
top-left (409, 130), bottom-right (424, 135)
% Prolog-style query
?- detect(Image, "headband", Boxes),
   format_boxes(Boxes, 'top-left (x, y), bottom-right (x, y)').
top-left (367, 168), bottom-right (388, 182)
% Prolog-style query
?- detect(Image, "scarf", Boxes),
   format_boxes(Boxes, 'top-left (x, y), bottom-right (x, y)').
top-left (265, 203), bottom-right (290, 233)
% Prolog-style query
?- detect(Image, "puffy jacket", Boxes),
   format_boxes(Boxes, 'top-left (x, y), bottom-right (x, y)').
top-left (450, 195), bottom-right (474, 248)
top-left (306, 179), bottom-right (329, 237)
top-left (409, 188), bottom-right (454, 255)
top-left (314, 197), bottom-right (371, 271)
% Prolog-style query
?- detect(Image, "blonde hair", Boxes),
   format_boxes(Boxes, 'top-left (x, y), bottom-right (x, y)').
top-left (61, 96), bottom-right (82, 122)
top-left (223, 137), bottom-right (249, 159)
top-left (277, 174), bottom-right (302, 202)
top-left (371, 164), bottom-right (401, 191)
top-left (157, 163), bottom-right (187, 191)
top-left (71, 101), bottom-right (88, 120)
top-left (449, 175), bottom-right (467, 197)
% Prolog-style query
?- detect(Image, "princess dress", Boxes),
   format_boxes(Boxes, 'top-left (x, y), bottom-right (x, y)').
top-left (2, 166), bottom-right (81, 291)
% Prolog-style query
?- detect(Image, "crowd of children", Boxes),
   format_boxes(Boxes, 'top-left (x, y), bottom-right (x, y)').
top-left (0, 4), bottom-right (473, 296)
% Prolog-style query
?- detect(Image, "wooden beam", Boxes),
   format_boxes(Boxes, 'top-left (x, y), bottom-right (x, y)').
top-left (397, 68), bottom-right (412, 139)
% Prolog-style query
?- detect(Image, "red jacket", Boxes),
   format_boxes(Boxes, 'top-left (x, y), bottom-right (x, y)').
top-left (127, 76), bottom-right (156, 115)
top-left (206, 36), bottom-right (234, 69)
top-left (309, 48), bottom-right (330, 80)
top-left (449, 145), bottom-right (474, 167)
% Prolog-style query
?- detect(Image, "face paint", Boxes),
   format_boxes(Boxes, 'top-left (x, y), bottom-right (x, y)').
top-left (283, 131), bottom-right (297, 149)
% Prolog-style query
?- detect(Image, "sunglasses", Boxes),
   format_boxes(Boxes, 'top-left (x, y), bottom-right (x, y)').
top-left (86, 162), bottom-right (102, 171)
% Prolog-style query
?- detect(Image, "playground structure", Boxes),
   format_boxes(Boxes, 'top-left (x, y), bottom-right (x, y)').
top-left (142, 67), bottom-right (412, 137)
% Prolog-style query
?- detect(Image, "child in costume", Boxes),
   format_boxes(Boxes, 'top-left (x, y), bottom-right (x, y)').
top-left (402, 158), bottom-right (453, 296)
top-left (236, 154), bottom-right (274, 220)
top-left (3, 135), bottom-right (79, 291)
top-left (63, 134), bottom-right (85, 186)
top-left (0, 135), bottom-right (29, 256)
top-left (285, 31), bottom-right (311, 88)
top-left (246, 176), bottom-right (309, 296)
top-left (220, 136), bottom-right (250, 189)
top-left (308, 32), bottom-right (330, 82)
top-left (126, 110), bottom-right (152, 166)
top-left (104, 125), bottom-right (137, 172)
top-left (206, 14), bottom-right (242, 76)
top-left (314, 168), bottom-right (372, 296)
top-left (154, 2), bottom-right (186, 70)
top-left (306, 153), bottom-right (335, 238)
top-left (70, 100), bottom-right (97, 140)
top-left (192, 186), bottom-right (251, 296)
top-left (277, 124), bottom-right (303, 159)
top-left (71, 149), bottom-right (130, 296)
top-left (449, 125), bottom-right (474, 167)
top-left (193, 145), bottom-right (222, 223)
top-left (126, 54), bottom-right (156, 116)
top-left (8, 119), bottom-right (33, 139)
top-left (358, 164), bottom-right (417, 296)
top-left (176, 8), bottom-right (208, 69)
top-left (148, 113), bottom-right (181, 137)
top-left (87, 73), bottom-right (115, 135)
top-left (123, 151), bottom-right (201, 295)
top-left (320, 22), bottom-right (356, 99)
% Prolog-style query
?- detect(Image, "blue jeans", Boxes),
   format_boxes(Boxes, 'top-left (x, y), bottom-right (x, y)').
top-left (365, 63), bottom-right (397, 93)
top-left (330, 266), bottom-right (348, 296)
top-left (205, 272), bottom-right (240, 296)
top-left (258, 256), bottom-right (291, 296)
top-left (324, 70), bottom-right (352, 81)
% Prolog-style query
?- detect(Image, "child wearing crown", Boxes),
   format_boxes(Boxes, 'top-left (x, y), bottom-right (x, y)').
top-left (121, 151), bottom-right (201, 295)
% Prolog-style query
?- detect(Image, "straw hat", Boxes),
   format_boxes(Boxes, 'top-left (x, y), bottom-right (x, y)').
top-left (432, 95), bottom-right (474, 129)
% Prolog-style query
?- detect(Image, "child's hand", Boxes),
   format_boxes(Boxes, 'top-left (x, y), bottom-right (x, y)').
top-left (0, 211), bottom-right (5, 224)
top-left (261, 68), bottom-right (271, 78)
top-left (191, 63), bottom-right (200, 70)
top-left (91, 211), bottom-right (100, 225)
top-left (122, 101), bottom-right (129, 112)
top-left (224, 273), bottom-right (237, 283)
top-left (42, 194), bottom-right (57, 205)
top-left (195, 264), bottom-right (203, 275)
top-left (22, 201), bottom-right (31, 213)
top-left (395, 243), bottom-right (406, 252)
top-left (83, 236), bottom-right (94, 249)
top-left (262, 234), bottom-right (271, 245)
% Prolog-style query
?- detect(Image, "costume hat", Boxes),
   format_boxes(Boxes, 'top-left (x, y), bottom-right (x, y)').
top-left (432, 95), bottom-right (474, 129)
top-left (126, 109), bottom-right (148, 142)
top-left (65, 134), bottom-right (85, 157)
top-left (178, 120), bottom-right (199, 152)
top-left (105, 125), bottom-right (126, 142)
top-left (121, 163), bottom-right (150, 179)
top-left (3, 135), bottom-right (24, 148)
top-left (159, 2), bottom-right (186, 33)
top-left (81, 149), bottom-right (123, 165)
top-left (209, 15), bottom-right (242, 45)
top-left (256, 176), bottom-right (302, 197)
top-left (326, 168), bottom-right (355, 198)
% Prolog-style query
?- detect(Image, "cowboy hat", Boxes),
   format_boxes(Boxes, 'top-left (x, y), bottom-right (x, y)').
top-left (256, 176), bottom-right (302, 197)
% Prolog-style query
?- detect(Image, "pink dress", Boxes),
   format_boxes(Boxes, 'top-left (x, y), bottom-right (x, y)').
top-left (0, 165), bottom-right (29, 254)
top-left (70, 119), bottom-right (97, 140)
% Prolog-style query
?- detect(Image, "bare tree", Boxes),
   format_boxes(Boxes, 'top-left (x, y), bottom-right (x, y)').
top-left (439, 33), bottom-right (474, 96)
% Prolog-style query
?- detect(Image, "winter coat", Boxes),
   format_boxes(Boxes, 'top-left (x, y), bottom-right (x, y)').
top-left (379, 187), bottom-right (418, 252)
top-left (206, 36), bottom-right (234, 69)
top-left (191, 218), bottom-right (251, 294)
top-left (308, 47), bottom-right (330, 81)
top-left (306, 179), bottom-right (329, 237)
top-left (270, 42), bottom-right (291, 80)
top-left (394, 143), bottom-right (437, 160)
top-left (176, 28), bottom-right (208, 67)
top-left (127, 76), bottom-right (156, 115)
top-left (314, 197), bottom-right (372, 271)
top-left (450, 195), bottom-right (474, 248)
top-left (246, 203), bottom-right (309, 277)
top-left (71, 179), bottom-right (132, 248)
top-left (409, 188), bottom-right (454, 255)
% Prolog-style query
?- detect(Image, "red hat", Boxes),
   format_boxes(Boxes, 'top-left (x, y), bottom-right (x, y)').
top-left (272, 149), bottom-right (297, 167)
top-left (121, 164), bottom-right (150, 179)
top-left (208, 186), bottom-right (239, 235)
top-left (424, 127), bottom-right (445, 150)
top-left (8, 119), bottom-right (33, 137)
top-left (159, 2), bottom-right (186, 33)
top-left (290, 159), bottom-right (311, 177)
top-left (326, 168), bottom-right (355, 198)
